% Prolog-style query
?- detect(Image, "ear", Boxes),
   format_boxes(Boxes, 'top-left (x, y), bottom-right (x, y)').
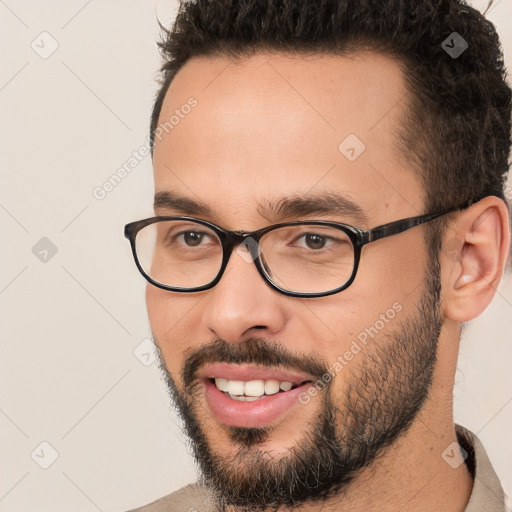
top-left (441, 196), bottom-right (510, 322)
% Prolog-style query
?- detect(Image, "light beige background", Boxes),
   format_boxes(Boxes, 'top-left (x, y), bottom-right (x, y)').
top-left (0, 1), bottom-right (511, 511)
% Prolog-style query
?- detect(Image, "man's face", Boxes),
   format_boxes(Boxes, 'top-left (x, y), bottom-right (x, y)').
top-left (148, 52), bottom-right (441, 509)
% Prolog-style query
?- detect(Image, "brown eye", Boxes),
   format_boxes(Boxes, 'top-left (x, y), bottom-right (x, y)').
top-left (182, 231), bottom-right (204, 246)
top-left (304, 234), bottom-right (327, 250)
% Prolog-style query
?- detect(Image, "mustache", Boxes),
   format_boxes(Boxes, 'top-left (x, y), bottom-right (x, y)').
top-left (181, 337), bottom-right (328, 388)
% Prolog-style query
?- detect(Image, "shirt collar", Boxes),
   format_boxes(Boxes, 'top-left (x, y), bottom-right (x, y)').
top-left (456, 425), bottom-right (507, 512)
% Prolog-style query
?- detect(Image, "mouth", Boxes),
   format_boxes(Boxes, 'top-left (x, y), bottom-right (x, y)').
top-left (199, 364), bottom-right (315, 428)
top-left (212, 377), bottom-right (309, 400)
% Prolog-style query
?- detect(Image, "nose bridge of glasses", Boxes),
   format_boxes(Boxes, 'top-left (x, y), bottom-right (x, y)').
top-left (225, 231), bottom-right (262, 261)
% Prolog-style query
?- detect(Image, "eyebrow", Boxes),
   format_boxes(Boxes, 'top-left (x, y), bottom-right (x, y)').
top-left (154, 190), bottom-right (369, 226)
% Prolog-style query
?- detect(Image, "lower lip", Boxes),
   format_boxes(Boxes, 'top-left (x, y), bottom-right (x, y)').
top-left (204, 379), bottom-right (312, 428)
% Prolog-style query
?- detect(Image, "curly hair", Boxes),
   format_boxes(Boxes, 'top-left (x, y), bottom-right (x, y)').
top-left (150, 0), bottom-right (511, 215)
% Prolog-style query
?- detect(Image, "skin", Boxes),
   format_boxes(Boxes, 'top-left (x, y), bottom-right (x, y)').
top-left (148, 52), bottom-right (510, 511)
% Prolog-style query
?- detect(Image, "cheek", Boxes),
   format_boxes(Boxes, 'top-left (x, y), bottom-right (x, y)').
top-left (145, 285), bottom-right (203, 373)
top-left (145, 285), bottom-right (168, 336)
top-left (298, 241), bottom-right (426, 364)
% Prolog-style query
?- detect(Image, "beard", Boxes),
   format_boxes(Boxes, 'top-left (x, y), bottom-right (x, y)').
top-left (155, 260), bottom-right (443, 512)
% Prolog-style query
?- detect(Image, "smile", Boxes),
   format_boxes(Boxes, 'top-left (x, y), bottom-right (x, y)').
top-left (199, 364), bottom-right (315, 428)
top-left (213, 377), bottom-right (308, 401)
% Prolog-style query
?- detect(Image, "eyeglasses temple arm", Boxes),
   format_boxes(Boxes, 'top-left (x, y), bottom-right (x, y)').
top-left (362, 206), bottom-right (465, 245)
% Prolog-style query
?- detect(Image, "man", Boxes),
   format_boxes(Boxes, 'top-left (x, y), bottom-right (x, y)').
top-left (125, 0), bottom-right (511, 510)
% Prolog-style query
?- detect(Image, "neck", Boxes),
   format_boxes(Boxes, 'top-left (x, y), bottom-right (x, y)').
top-left (293, 416), bottom-right (473, 512)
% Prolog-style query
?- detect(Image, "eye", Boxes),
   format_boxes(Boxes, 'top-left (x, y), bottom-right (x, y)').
top-left (177, 230), bottom-right (209, 247)
top-left (305, 233), bottom-right (329, 249)
top-left (295, 233), bottom-right (334, 250)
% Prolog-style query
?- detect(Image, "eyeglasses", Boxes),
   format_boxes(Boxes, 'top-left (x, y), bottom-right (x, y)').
top-left (124, 205), bottom-right (465, 298)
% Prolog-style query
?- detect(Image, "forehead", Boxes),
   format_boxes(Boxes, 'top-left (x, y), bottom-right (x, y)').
top-left (152, 51), bottom-right (424, 228)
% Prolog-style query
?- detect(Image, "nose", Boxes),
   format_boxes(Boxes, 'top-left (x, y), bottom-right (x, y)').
top-left (201, 242), bottom-right (289, 342)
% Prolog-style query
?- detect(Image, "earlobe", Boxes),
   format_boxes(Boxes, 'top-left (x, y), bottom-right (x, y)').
top-left (442, 197), bottom-right (510, 323)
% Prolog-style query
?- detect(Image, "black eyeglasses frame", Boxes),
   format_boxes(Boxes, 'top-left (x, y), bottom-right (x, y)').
top-left (124, 204), bottom-right (467, 298)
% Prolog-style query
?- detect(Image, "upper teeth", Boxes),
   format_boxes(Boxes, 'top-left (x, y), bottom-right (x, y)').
top-left (215, 378), bottom-right (295, 397)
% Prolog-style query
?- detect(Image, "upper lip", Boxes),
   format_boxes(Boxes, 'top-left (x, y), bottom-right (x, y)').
top-left (198, 363), bottom-right (315, 385)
